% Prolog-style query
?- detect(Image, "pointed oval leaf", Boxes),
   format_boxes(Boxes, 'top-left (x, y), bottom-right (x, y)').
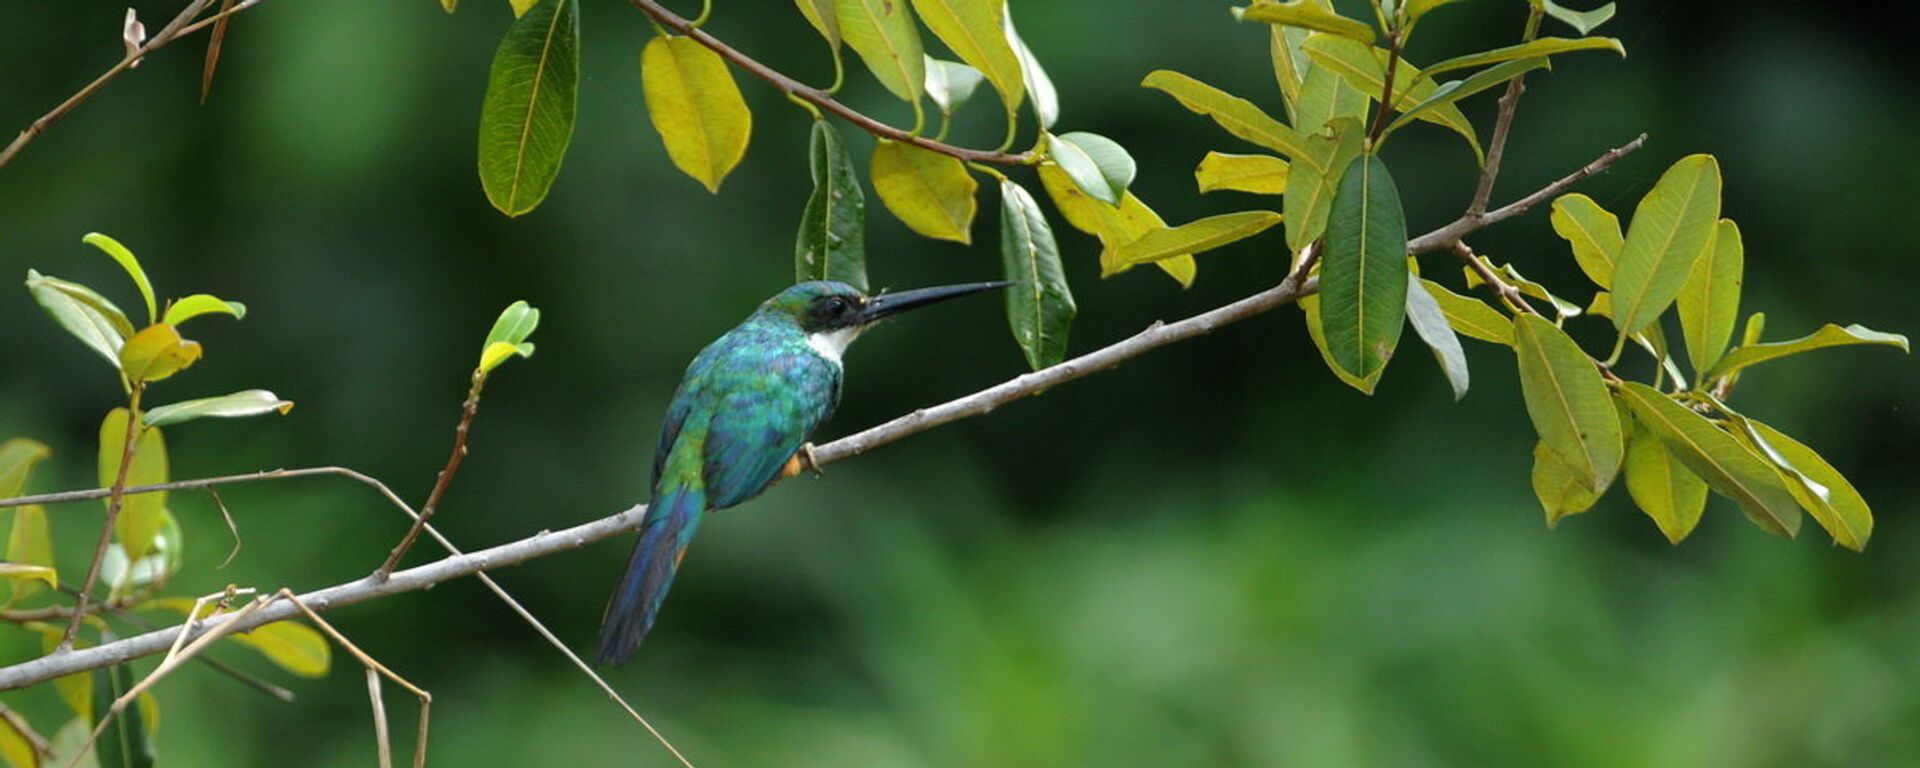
top-left (1300, 35), bottom-right (1482, 163)
top-left (1321, 153), bottom-right (1409, 383)
top-left (1421, 36), bottom-right (1625, 80)
top-left (1512, 315), bottom-right (1621, 490)
top-left (999, 181), bottom-right (1075, 370)
top-left (1234, 1), bottom-right (1376, 44)
top-left (1624, 415), bottom-right (1709, 543)
top-left (1141, 70), bottom-right (1310, 159)
top-left (795, 0), bottom-right (841, 51)
top-left (924, 57), bottom-right (986, 114)
top-left (477, 0), bottom-right (579, 216)
top-left (1706, 323), bottom-right (1909, 380)
top-left (796, 120), bottom-right (869, 291)
top-left (1268, 26), bottom-right (1309, 121)
top-left (25, 270), bottom-right (133, 370)
top-left (1676, 219), bottom-right (1743, 376)
top-left (98, 409), bottom-right (168, 562)
top-left (1532, 441), bottom-right (1603, 527)
top-left (1405, 276), bottom-right (1469, 400)
top-left (230, 620), bottom-right (332, 678)
top-left (1002, 11), bottom-right (1056, 129)
top-left (1549, 193), bottom-right (1622, 289)
top-left (1540, 0), bottom-right (1615, 34)
top-left (1418, 278), bottom-right (1512, 345)
top-left (642, 36), bottom-right (754, 193)
top-left (1610, 154), bottom-right (1721, 336)
top-left (1386, 57), bottom-right (1550, 136)
top-left (1283, 118), bottom-right (1365, 254)
top-left (870, 140), bottom-right (978, 243)
top-left (483, 300), bottom-right (540, 351)
top-left (1037, 165), bottom-right (1194, 286)
top-left (143, 390), bottom-right (295, 427)
top-left (1301, 293), bottom-right (1382, 394)
top-left (161, 294), bottom-right (245, 327)
top-left (1293, 52), bottom-right (1370, 135)
top-left (118, 324), bottom-right (201, 384)
top-left (1742, 419), bottom-right (1870, 550)
top-left (910, 0), bottom-right (1023, 114)
top-left (81, 233), bottom-right (156, 325)
top-left (1047, 132), bottom-right (1135, 206)
top-left (1110, 211), bottom-right (1282, 272)
top-left (1196, 152), bottom-right (1290, 195)
top-left (836, 0), bottom-right (926, 102)
top-left (0, 438), bottom-right (52, 500)
top-left (1613, 382), bottom-right (1801, 537)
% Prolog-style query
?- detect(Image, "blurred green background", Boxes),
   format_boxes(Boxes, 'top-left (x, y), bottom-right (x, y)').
top-left (3, 0), bottom-right (1918, 765)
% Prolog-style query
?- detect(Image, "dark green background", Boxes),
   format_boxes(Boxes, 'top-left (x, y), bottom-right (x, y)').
top-left (3, 1), bottom-right (1917, 764)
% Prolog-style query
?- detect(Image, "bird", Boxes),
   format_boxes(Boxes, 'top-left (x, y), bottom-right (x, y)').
top-left (595, 279), bottom-right (1010, 666)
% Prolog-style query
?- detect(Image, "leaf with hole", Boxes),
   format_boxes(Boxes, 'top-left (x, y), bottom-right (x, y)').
top-left (476, 0), bottom-right (579, 216)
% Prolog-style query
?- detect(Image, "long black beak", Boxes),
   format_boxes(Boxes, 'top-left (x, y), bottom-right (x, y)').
top-left (856, 281), bottom-right (1012, 325)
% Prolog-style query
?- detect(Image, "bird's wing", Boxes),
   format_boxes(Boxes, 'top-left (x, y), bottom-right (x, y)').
top-left (652, 332), bottom-right (736, 487)
top-left (700, 352), bottom-right (840, 509)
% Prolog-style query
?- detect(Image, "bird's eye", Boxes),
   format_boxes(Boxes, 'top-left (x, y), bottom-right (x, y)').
top-left (824, 297), bottom-right (849, 315)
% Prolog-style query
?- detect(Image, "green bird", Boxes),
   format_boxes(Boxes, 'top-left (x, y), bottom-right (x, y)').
top-left (595, 279), bottom-right (1009, 665)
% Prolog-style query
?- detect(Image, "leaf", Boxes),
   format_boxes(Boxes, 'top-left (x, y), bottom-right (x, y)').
top-left (1037, 165), bottom-right (1195, 286)
top-left (1301, 293), bottom-right (1381, 393)
top-left (25, 270), bottom-right (133, 370)
top-left (1613, 382), bottom-right (1802, 537)
top-left (483, 300), bottom-right (541, 352)
top-left (0, 563), bottom-right (56, 589)
top-left (642, 36), bottom-right (754, 193)
top-left (44, 718), bottom-right (100, 768)
top-left (0, 438), bottom-right (52, 500)
top-left (1046, 132), bottom-right (1134, 206)
top-left (836, 0), bottom-right (927, 103)
top-left (1405, 276), bottom-right (1469, 400)
top-left (1196, 152), bottom-right (1289, 195)
top-left (1609, 154), bottom-right (1721, 337)
top-left (98, 409), bottom-right (168, 562)
top-left (1532, 442), bottom-right (1603, 527)
top-left (1587, 292), bottom-right (1688, 387)
top-left (1624, 415), bottom-right (1709, 543)
top-left (1108, 211), bottom-right (1282, 272)
top-left (1300, 35), bottom-right (1482, 163)
top-left (1417, 278), bottom-right (1512, 345)
top-left (795, 0), bottom-right (841, 52)
top-left (0, 711), bottom-right (40, 768)
top-left (509, 0), bottom-right (537, 15)
top-left (924, 58), bottom-right (986, 115)
top-left (1463, 256), bottom-right (1583, 319)
top-left (1548, 193), bottom-right (1622, 289)
top-left (1406, 0), bottom-right (1465, 23)
top-left (1539, 0), bottom-right (1617, 35)
top-left (1386, 57), bottom-right (1549, 136)
top-left (910, 0), bottom-right (1023, 115)
top-left (476, 0), bottom-right (579, 216)
top-left (870, 140), bottom-right (978, 243)
top-left (1282, 118), bottom-right (1364, 255)
top-left (229, 621), bottom-right (332, 678)
top-left (118, 324), bottom-right (202, 384)
top-left (92, 661), bottom-right (154, 768)
top-left (1141, 70), bottom-right (1311, 159)
top-left (1002, 11), bottom-right (1056, 129)
top-left (1741, 418), bottom-right (1871, 550)
top-left (1234, 1), bottom-right (1376, 44)
top-left (1268, 26), bottom-right (1310, 122)
top-left (999, 181), bottom-right (1075, 370)
top-left (161, 294), bottom-right (245, 326)
top-left (796, 120), bottom-right (870, 291)
top-left (1674, 219), bottom-right (1742, 376)
top-left (1320, 153), bottom-right (1408, 384)
top-left (82, 233), bottom-right (156, 325)
top-left (7, 504), bottom-right (56, 603)
top-left (98, 512), bottom-right (180, 592)
top-left (1293, 56), bottom-right (1370, 134)
top-left (1512, 315), bottom-right (1621, 491)
top-left (143, 389), bottom-right (294, 427)
top-left (1421, 36), bottom-right (1625, 80)
top-left (1706, 323), bottom-right (1909, 381)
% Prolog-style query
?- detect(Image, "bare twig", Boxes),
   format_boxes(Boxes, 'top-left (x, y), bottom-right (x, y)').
top-left (1367, 30), bottom-right (1406, 144)
top-left (63, 388), bottom-right (145, 649)
top-left (1467, 4), bottom-right (1547, 216)
top-left (626, 0), bottom-right (1033, 166)
top-left (1407, 133), bottom-right (1647, 254)
top-left (375, 372), bottom-right (484, 579)
top-left (275, 589), bottom-right (430, 768)
top-left (367, 669), bottom-right (393, 768)
top-left (1452, 241), bottom-right (1541, 317)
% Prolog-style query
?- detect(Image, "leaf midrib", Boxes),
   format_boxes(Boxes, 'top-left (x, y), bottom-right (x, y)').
top-left (507, 0), bottom-right (568, 210)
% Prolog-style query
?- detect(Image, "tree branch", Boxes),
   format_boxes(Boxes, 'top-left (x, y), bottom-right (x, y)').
top-left (1467, 4), bottom-right (1546, 216)
top-left (626, 0), bottom-right (1034, 166)
top-left (0, 135), bottom-right (1645, 691)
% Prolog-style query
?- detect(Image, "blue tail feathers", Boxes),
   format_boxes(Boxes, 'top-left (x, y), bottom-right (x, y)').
top-left (595, 484), bottom-right (705, 666)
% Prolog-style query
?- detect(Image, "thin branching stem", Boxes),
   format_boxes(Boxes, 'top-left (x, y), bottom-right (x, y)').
top-left (62, 386), bottom-right (144, 649)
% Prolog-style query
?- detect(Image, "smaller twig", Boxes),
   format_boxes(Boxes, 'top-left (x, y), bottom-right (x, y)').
top-left (0, 702), bottom-right (50, 756)
top-left (1451, 241), bottom-right (1541, 317)
top-left (64, 387), bottom-right (146, 650)
top-left (272, 589), bottom-right (431, 768)
top-left (1468, 4), bottom-right (1546, 216)
top-left (110, 606), bottom-right (295, 702)
top-left (375, 372), bottom-right (485, 579)
top-left (1408, 133), bottom-right (1647, 254)
top-left (206, 486), bottom-right (243, 569)
top-left (367, 668), bottom-right (393, 768)
top-left (1367, 30), bottom-right (1405, 144)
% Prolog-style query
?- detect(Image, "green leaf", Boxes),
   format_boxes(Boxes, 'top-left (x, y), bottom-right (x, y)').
top-left (796, 120), bottom-right (870, 291)
top-left (1675, 219), bottom-right (1742, 377)
top-left (1195, 152), bottom-right (1289, 195)
top-left (1385, 57), bottom-right (1549, 136)
top-left (999, 181), bottom-right (1075, 370)
top-left (642, 35), bottom-right (754, 193)
top-left (1740, 418), bottom-right (1871, 550)
top-left (1405, 276), bottom-right (1469, 400)
top-left (1548, 192), bottom-right (1622, 289)
top-left (1320, 153), bottom-right (1408, 384)
top-left (230, 621), bottom-right (332, 678)
top-left (870, 140), bottom-right (978, 243)
top-left (1587, 292), bottom-right (1688, 386)
top-left (924, 58), bottom-right (986, 115)
top-left (6, 505), bottom-right (56, 605)
top-left (1421, 36), bottom-right (1625, 80)
top-left (836, 0), bottom-right (927, 103)
top-left (1417, 278), bottom-right (1512, 345)
top-left (25, 270), bottom-right (134, 370)
top-left (1460, 256), bottom-right (1581, 319)
top-left (1301, 293), bottom-right (1381, 393)
top-left (1624, 414), bottom-right (1709, 543)
top-left (795, 0), bottom-right (841, 52)
top-left (1282, 118), bottom-right (1365, 255)
top-left (1293, 55), bottom-right (1370, 134)
top-left (1234, 1), bottom-right (1376, 45)
top-left (161, 294), bottom-right (245, 326)
top-left (1300, 34), bottom-right (1482, 163)
top-left (1540, 0), bottom-right (1616, 35)
top-left (1046, 132), bottom-right (1134, 206)
top-left (1037, 165), bottom-right (1194, 286)
top-left (0, 438), bottom-right (52, 500)
top-left (1532, 442), bottom-right (1603, 527)
top-left (98, 409), bottom-right (168, 562)
top-left (1613, 382), bottom-right (1801, 538)
top-left (1706, 323), bottom-right (1909, 381)
top-left (482, 300), bottom-right (540, 352)
top-left (1406, 0), bottom-right (1465, 23)
top-left (1609, 154), bottom-right (1721, 337)
top-left (1002, 11), bottom-right (1056, 129)
top-left (910, 0), bottom-right (1024, 115)
top-left (92, 661), bottom-right (155, 768)
top-left (81, 233), bottom-right (156, 326)
top-left (1512, 315), bottom-right (1621, 491)
top-left (476, 0), bottom-right (579, 216)
top-left (118, 324), bottom-right (202, 384)
top-left (1109, 211), bottom-right (1281, 273)
top-left (1141, 70), bottom-right (1311, 159)
top-left (144, 390), bottom-right (295, 427)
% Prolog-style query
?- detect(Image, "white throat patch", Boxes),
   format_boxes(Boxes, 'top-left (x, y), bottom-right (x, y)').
top-left (806, 327), bottom-right (861, 365)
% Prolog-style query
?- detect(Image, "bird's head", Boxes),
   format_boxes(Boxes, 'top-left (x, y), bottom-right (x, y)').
top-left (760, 280), bottom-right (1010, 360)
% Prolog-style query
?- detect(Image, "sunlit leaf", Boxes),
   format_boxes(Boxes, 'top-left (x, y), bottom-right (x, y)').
top-left (795, 0), bottom-right (841, 52)
top-left (1282, 118), bottom-right (1364, 256)
top-left (1320, 153), bottom-right (1407, 384)
top-left (81, 233), bottom-right (156, 326)
top-left (836, 0), bottom-right (926, 103)
top-left (0, 438), bottom-right (52, 500)
top-left (1532, 441), bottom-right (1602, 527)
top-left (119, 324), bottom-right (202, 384)
top-left (1538, 0), bottom-right (1616, 35)
top-left (1195, 152), bottom-right (1289, 195)
top-left (160, 294), bottom-right (245, 327)
top-left (25, 270), bottom-right (134, 370)
top-left (1037, 165), bottom-right (1194, 286)
top-left (1300, 34), bottom-right (1482, 163)
top-left (1676, 219), bottom-right (1742, 377)
top-left (1002, 11), bottom-right (1056, 129)
top-left (1613, 382), bottom-right (1801, 538)
top-left (1740, 418), bottom-right (1871, 550)
top-left (1234, 1), bottom-right (1376, 44)
top-left (999, 181), bottom-right (1075, 370)
top-left (1046, 132), bottom-right (1134, 206)
top-left (642, 36), bottom-right (753, 193)
top-left (1549, 193), bottom-right (1622, 289)
top-left (1386, 57), bottom-right (1549, 136)
top-left (1141, 70), bottom-right (1311, 159)
top-left (911, 0), bottom-right (1023, 115)
top-left (1705, 323), bottom-right (1909, 381)
top-left (1624, 415), bottom-right (1708, 543)
top-left (1108, 211), bottom-right (1282, 273)
top-left (477, 0), bottom-right (579, 216)
top-left (1512, 315), bottom-right (1620, 491)
top-left (98, 409), bottom-right (168, 562)
top-left (1417, 278), bottom-right (1512, 345)
top-left (6, 504), bottom-right (55, 604)
top-left (1293, 56), bottom-right (1369, 135)
top-left (1463, 255), bottom-right (1582, 319)
top-left (870, 140), bottom-right (978, 243)
top-left (924, 58), bottom-right (985, 115)
top-left (230, 621), bottom-right (332, 678)
top-left (796, 120), bottom-right (869, 291)
top-left (144, 389), bottom-right (294, 427)
top-left (1421, 36), bottom-right (1624, 80)
top-left (1405, 276), bottom-right (1469, 400)
top-left (1610, 154), bottom-right (1720, 338)
top-left (91, 661), bottom-right (154, 768)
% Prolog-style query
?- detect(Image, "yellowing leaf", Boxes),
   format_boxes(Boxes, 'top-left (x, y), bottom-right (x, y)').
top-left (1037, 165), bottom-right (1194, 286)
top-left (1195, 152), bottom-right (1289, 195)
top-left (1512, 315), bottom-right (1621, 491)
top-left (1549, 193), bottom-right (1622, 289)
top-left (1624, 415), bottom-right (1709, 543)
top-left (1109, 211), bottom-right (1282, 272)
top-left (1610, 154), bottom-right (1721, 337)
top-left (6, 504), bottom-right (55, 604)
top-left (161, 294), bottom-right (245, 327)
top-left (118, 324), bottom-right (202, 383)
top-left (1282, 118), bottom-right (1364, 256)
top-left (1614, 382), bottom-right (1802, 538)
top-left (1235, 1), bottom-right (1376, 44)
top-left (1676, 219), bottom-right (1743, 376)
top-left (910, 0), bottom-right (1023, 114)
top-left (1300, 34), bottom-right (1482, 163)
top-left (1141, 70), bottom-right (1311, 159)
top-left (870, 140), bottom-right (978, 243)
top-left (836, 0), bottom-right (926, 103)
top-left (509, 0), bottom-right (537, 16)
top-left (642, 36), bottom-right (753, 193)
top-left (98, 409), bottom-right (168, 562)
top-left (1417, 278), bottom-right (1512, 345)
top-left (0, 563), bottom-right (55, 588)
top-left (1532, 441), bottom-right (1603, 527)
top-left (795, 0), bottom-right (841, 51)
top-left (0, 438), bottom-right (51, 500)
top-left (1705, 323), bottom-right (1909, 381)
top-left (0, 711), bottom-right (39, 768)
top-left (1421, 35), bottom-right (1625, 80)
top-left (230, 620), bottom-right (332, 678)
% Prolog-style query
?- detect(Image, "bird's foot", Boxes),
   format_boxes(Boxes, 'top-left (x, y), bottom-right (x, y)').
top-left (796, 442), bottom-right (825, 477)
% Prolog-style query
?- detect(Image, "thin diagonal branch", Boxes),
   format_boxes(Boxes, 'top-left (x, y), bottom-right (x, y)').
top-left (1467, 4), bottom-right (1546, 216)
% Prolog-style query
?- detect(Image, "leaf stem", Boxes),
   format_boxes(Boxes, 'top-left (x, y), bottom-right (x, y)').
top-left (373, 371), bottom-right (484, 580)
top-left (61, 386), bottom-right (146, 650)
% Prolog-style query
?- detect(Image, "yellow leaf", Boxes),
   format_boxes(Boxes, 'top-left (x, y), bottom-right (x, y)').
top-left (509, 0), bottom-right (536, 16)
top-left (870, 140), bottom-right (977, 243)
top-left (98, 409), bottom-right (168, 562)
top-left (4, 505), bottom-right (54, 603)
top-left (1195, 152), bottom-right (1290, 195)
top-left (230, 620), bottom-right (332, 678)
top-left (835, 0), bottom-right (926, 102)
top-left (1141, 70), bottom-right (1310, 159)
top-left (0, 713), bottom-right (39, 768)
top-left (118, 323), bottom-right (202, 383)
top-left (641, 36), bottom-right (753, 193)
top-left (0, 438), bottom-right (51, 499)
top-left (910, 0), bottom-right (1023, 113)
top-left (1036, 164), bottom-right (1193, 286)
top-left (1108, 211), bottom-right (1282, 272)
